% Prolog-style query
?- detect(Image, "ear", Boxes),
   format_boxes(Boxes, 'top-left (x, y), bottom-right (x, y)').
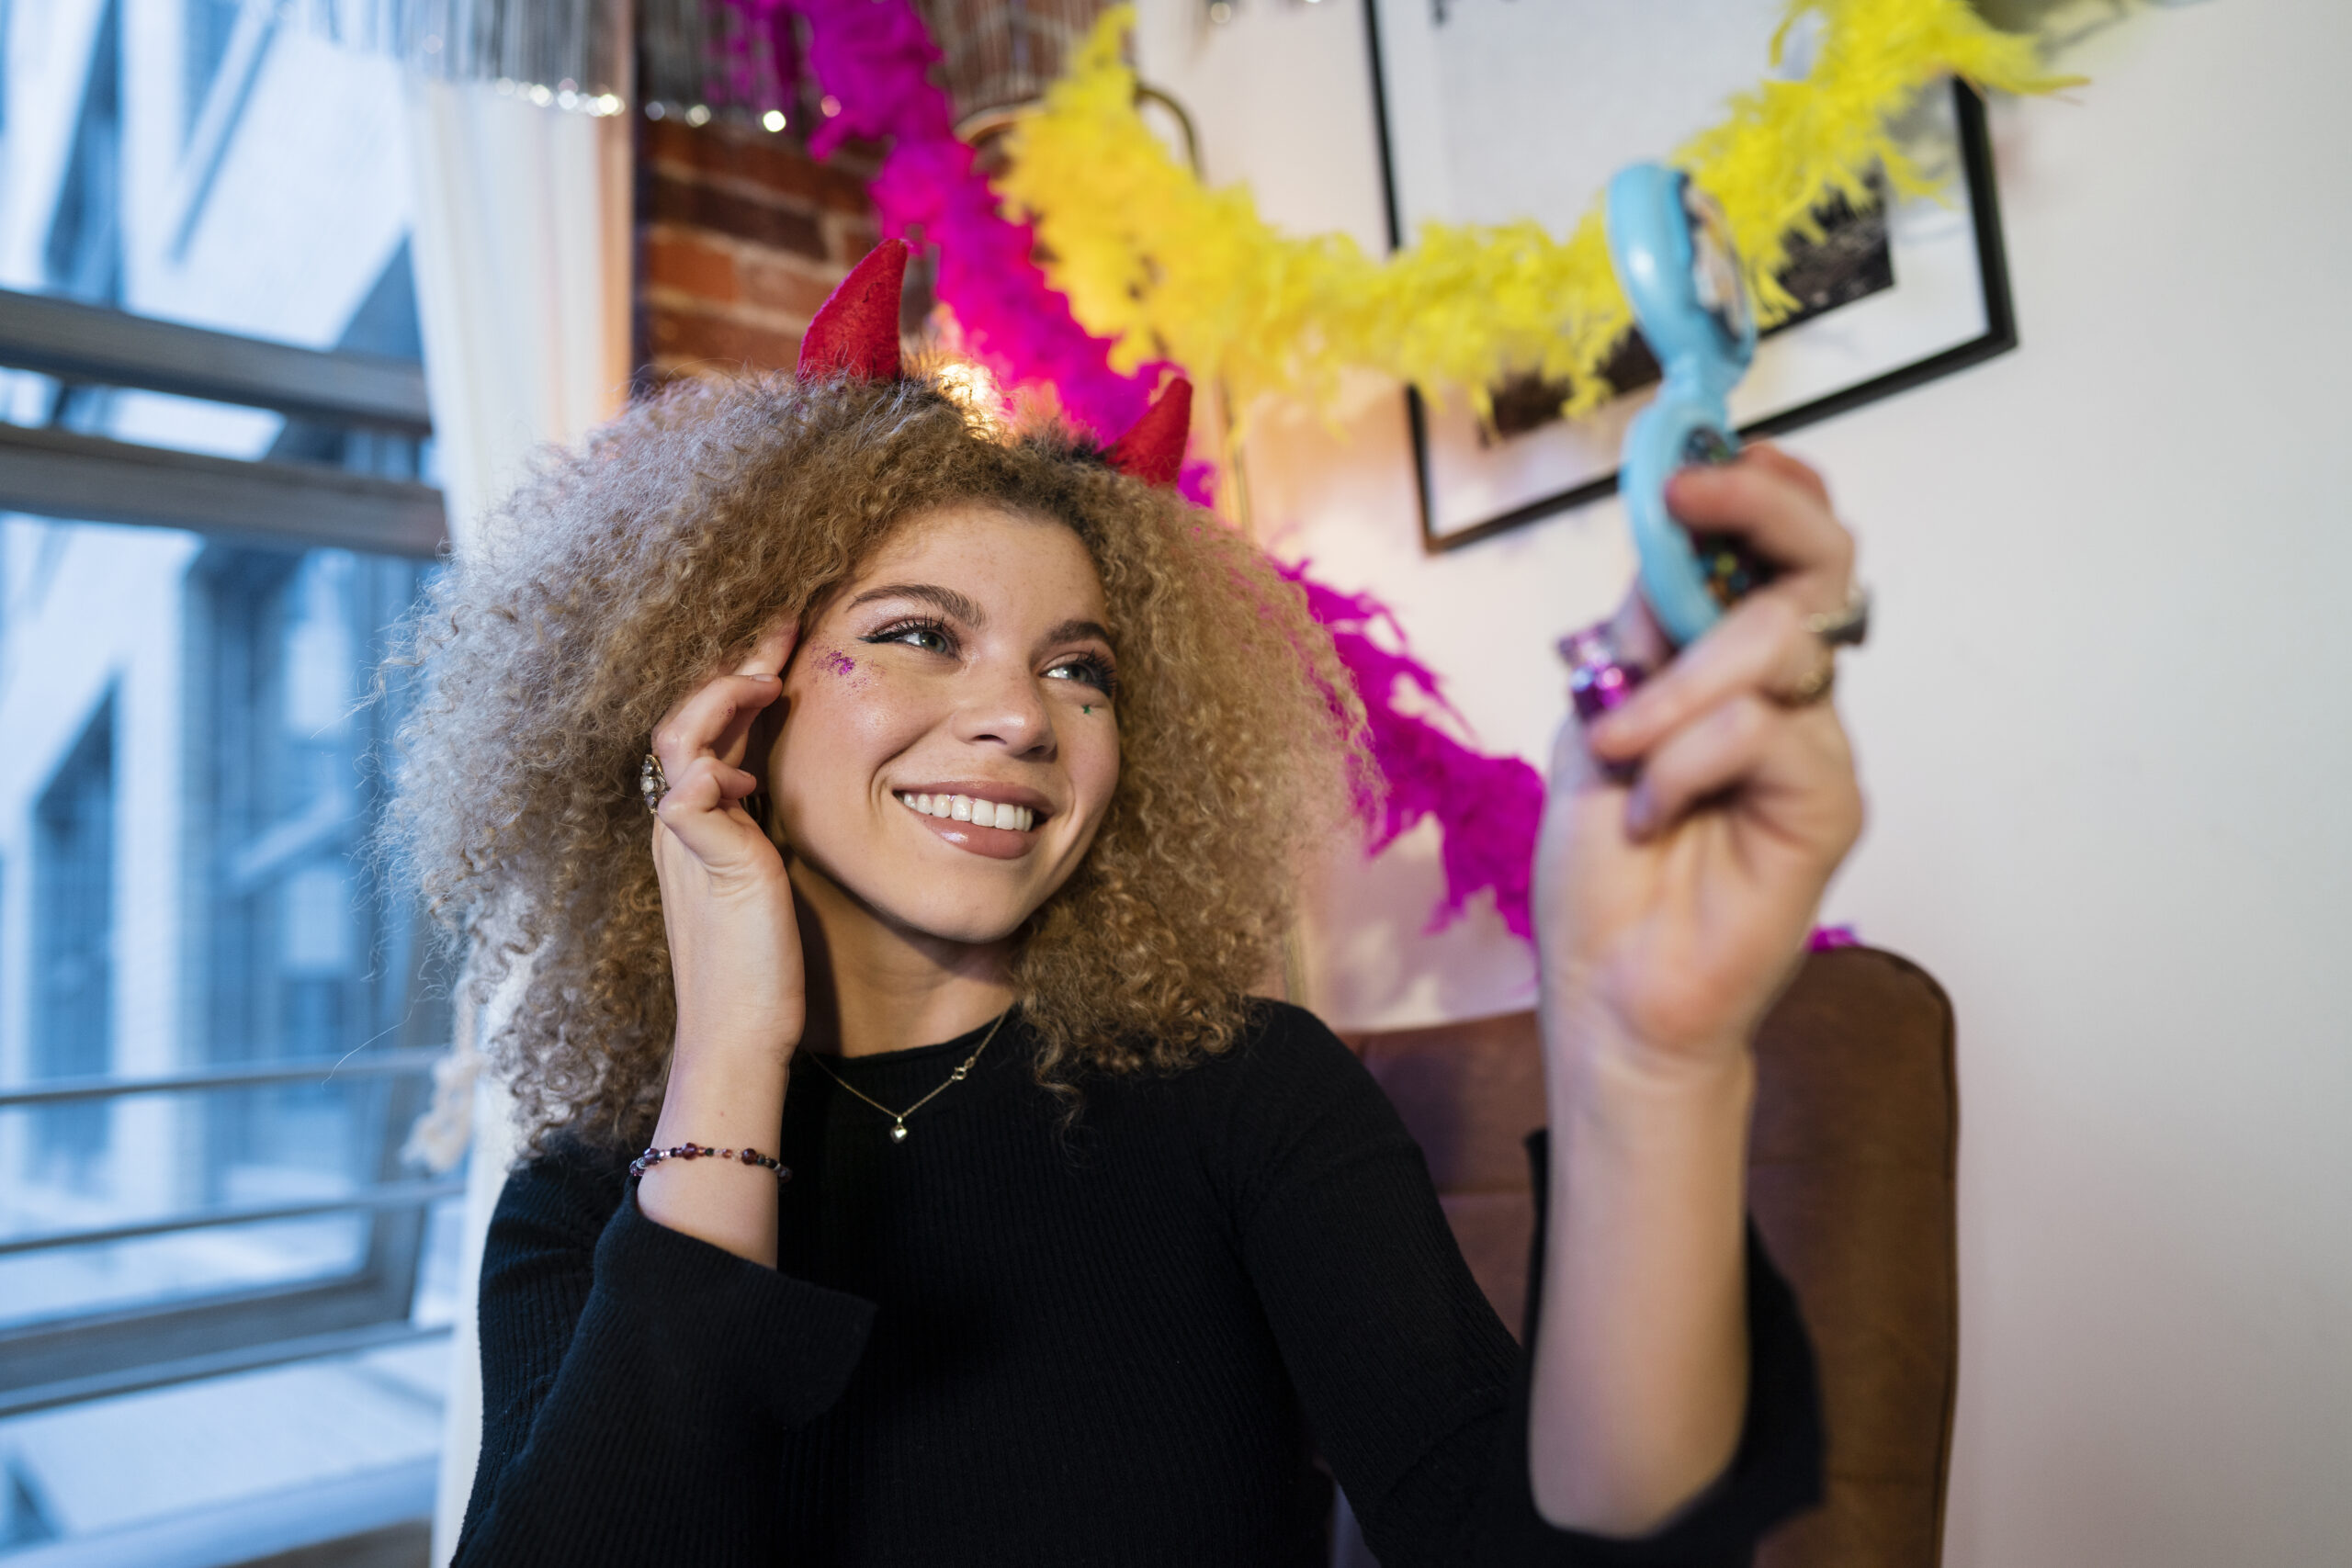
top-left (1102, 376), bottom-right (1193, 489)
top-left (797, 238), bottom-right (910, 381)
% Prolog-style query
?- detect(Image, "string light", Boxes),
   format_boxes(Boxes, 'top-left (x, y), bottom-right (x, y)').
top-left (932, 361), bottom-right (1008, 433)
top-left (490, 75), bottom-right (628, 116)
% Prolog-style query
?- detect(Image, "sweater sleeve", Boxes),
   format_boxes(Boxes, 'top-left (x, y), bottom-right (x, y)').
top-left (1225, 1007), bottom-right (1822, 1567)
top-left (450, 1141), bottom-right (876, 1568)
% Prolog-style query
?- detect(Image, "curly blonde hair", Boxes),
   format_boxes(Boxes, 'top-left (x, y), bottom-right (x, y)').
top-left (383, 371), bottom-right (1365, 1155)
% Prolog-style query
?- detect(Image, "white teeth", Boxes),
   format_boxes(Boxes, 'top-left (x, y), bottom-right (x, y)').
top-left (898, 792), bottom-right (1035, 830)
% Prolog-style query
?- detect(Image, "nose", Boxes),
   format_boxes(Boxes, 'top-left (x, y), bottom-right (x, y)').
top-left (953, 658), bottom-right (1057, 759)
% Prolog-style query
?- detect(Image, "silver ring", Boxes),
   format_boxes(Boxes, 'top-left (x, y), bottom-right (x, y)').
top-left (1804, 584), bottom-right (1871, 649)
top-left (639, 752), bottom-right (669, 815)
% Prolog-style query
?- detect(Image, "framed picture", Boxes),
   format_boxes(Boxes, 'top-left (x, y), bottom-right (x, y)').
top-left (1363, 0), bottom-right (2017, 552)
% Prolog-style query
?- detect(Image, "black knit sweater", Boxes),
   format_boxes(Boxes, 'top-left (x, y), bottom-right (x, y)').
top-left (454, 1003), bottom-right (1820, 1566)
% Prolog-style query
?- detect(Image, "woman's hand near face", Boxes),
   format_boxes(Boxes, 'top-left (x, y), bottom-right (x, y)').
top-left (639, 620), bottom-right (802, 1267)
top-left (1525, 445), bottom-right (1864, 1534)
top-left (651, 620), bottom-right (806, 1059)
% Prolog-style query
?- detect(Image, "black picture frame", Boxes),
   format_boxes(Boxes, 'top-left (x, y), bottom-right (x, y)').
top-left (1362, 6), bottom-right (2018, 554)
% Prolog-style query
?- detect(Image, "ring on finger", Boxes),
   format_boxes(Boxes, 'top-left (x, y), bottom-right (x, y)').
top-left (1781, 650), bottom-right (1838, 706)
top-left (639, 751), bottom-right (669, 815)
top-left (1804, 583), bottom-right (1871, 649)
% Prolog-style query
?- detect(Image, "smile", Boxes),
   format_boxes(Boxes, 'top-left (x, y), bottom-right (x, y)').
top-left (896, 792), bottom-right (1038, 833)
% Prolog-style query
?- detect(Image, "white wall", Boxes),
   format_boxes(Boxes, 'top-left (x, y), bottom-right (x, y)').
top-left (1137, 1), bottom-right (2352, 1562)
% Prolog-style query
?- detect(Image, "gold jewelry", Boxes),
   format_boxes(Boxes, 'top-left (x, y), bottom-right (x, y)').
top-left (803, 1010), bottom-right (1009, 1145)
top-left (1803, 583), bottom-right (1871, 648)
top-left (1784, 654), bottom-right (1838, 706)
top-left (1781, 585), bottom-right (1863, 706)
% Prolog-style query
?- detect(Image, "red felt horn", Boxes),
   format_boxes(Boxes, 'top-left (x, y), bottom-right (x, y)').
top-left (797, 238), bottom-right (909, 381)
top-left (1102, 376), bottom-right (1192, 489)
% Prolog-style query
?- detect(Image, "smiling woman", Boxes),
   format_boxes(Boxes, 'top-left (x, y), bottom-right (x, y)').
top-left (382, 327), bottom-right (1361, 1159)
top-left (388, 243), bottom-right (1856, 1564)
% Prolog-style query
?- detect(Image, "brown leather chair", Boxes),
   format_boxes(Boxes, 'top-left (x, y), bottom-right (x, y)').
top-left (1344, 946), bottom-right (1959, 1567)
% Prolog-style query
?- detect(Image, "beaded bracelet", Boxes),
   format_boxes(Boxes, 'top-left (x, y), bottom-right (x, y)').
top-left (629, 1142), bottom-right (791, 1181)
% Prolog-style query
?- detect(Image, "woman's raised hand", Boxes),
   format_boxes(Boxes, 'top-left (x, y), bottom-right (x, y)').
top-left (650, 619), bottom-right (806, 1062)
top-left (1536, 445), bottom-right (1866, 1073)
top-left (1523, 445), bottom-right (1866, 1531)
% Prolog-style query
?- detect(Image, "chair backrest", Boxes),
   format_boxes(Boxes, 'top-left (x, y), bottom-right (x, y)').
top-left (1346, 946), bottom-right (1959, 1567)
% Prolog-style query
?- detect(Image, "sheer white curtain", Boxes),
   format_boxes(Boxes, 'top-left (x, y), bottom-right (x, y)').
top-left (402, 76), bottom-right (633, 1566)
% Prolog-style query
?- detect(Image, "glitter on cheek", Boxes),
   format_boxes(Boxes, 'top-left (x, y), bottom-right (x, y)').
top-left (820, 649), bottom-right (856, 677)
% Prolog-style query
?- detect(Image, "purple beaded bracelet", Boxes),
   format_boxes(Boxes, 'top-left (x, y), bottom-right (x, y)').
top-left (629, 1142), bottom-right (791, 1182)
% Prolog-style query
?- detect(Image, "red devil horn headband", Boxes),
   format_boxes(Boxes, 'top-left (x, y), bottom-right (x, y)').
top-left (1102, 377), bottom-right (1192, 490)
top-left (801, 241), bottom-right (1190, 490)
top-left (798, 238), bottom-right (910, 381)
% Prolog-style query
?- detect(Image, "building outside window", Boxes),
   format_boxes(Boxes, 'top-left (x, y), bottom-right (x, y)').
top-left (0, 1), bottom-right (458, 1558)
top-left (28, 698), bottom-right (113, 1188)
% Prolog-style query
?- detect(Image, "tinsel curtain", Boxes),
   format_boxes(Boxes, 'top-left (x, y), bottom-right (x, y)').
top-left (638, 0), bottom-right (1114, 121)
top-left (286, 0), bottom-right (634, 102)
top-left (296, 0), bottom-right (1110, 123)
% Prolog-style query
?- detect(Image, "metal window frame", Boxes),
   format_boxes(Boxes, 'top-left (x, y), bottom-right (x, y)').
top-left (0, 288), bottom-right (447, 558)
top-left (0, 291), bottom-right (456, 1417)
top-left (0, 1061), bottom-right (458, 1419)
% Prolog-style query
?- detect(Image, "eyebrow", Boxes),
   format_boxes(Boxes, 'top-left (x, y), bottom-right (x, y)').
top-left (847, 583), bottom-right (987, 626)
top-left (1042, 618), bottom-right (1115, 650)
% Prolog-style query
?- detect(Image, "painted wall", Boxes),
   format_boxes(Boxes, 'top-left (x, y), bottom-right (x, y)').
top-left (1135, 1), bottom-right (2352, 1562)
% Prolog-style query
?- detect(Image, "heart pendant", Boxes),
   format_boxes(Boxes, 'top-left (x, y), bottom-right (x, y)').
top-left (888, 1124), bottom-right (909, 1144)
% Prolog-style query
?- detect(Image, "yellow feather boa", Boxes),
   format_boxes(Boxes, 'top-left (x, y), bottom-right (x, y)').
top-left (996, 1), bottom-right (2076, 423)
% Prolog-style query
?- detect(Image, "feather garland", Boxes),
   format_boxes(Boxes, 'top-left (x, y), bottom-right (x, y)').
top-left (1282, 567), bottom-right (1546, 939)
top-left (998, 0), bottom-right (2076, 423)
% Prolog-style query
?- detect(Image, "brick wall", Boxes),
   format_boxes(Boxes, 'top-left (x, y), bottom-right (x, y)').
top-left (635, 119), bottom-right (880, 383)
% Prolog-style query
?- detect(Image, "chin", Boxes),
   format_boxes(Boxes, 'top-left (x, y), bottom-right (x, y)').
top-left (787, 838), bottom-right (1058, 950)
top-left (873, 873), bottom-right (1044, 945)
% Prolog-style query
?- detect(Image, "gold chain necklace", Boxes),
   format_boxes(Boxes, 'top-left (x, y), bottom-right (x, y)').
top-left (803, 1010), bottom-right (1008, 1145)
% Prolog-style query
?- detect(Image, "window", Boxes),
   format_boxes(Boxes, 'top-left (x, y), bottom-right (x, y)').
top-left (0, 404), bottom-right (452, 1560)
top-left (0, 9), bottom-right (456, 1555)
top-left (188, 544), bottom-right (445, 1294)
top-left (0, 528), bottom-right (449, 1341)
top-left (44, 0), bottom-right (122, 308)
top-left (183, 0), bottom-right (244, 137)
top-left (29, 698), bottom-right (115, 1187)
